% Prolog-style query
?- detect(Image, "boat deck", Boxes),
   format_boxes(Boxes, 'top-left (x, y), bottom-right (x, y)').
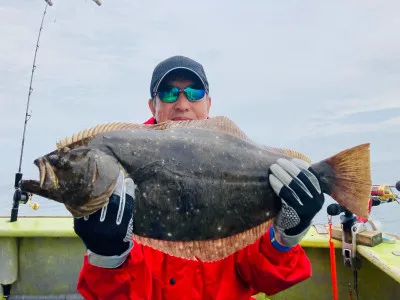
top-left (1, 217), bottom-right (399, 299)
top-left (1, 217), bottom-right (399, 283)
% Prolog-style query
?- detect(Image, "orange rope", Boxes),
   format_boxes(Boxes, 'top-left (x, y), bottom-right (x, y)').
top-left (328, 219), bottom-right (339, 300)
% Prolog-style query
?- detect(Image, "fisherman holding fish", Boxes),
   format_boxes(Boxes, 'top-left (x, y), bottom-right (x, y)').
top-left (72, 55), bottom-right (325, 299)
top-left (22, 55), bottom-right (371, 299)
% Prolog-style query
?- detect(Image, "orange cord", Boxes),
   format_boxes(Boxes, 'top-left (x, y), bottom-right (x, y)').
top-left (328, 219), bottom-right (339, 300)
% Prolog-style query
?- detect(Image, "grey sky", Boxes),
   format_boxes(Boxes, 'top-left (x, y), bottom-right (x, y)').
top-left (0, 0), bottom-right (399, 219)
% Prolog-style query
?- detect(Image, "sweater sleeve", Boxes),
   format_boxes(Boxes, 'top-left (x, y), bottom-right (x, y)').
top-left (234, 226), bottom-right (311, 296)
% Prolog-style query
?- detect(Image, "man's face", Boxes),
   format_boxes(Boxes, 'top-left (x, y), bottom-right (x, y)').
top-left (148, 77), bottom-right (211, 123)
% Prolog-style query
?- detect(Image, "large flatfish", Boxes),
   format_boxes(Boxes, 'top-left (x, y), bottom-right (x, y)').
top-left (21, 116), bottom-right (371, 261)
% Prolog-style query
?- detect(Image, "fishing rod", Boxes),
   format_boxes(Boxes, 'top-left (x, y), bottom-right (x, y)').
top-left (10, 0), bottom-right (105, 223)
top-left (10, 3), bottom-right (50, 222)
top-left (44, 0), bottom-right (103, 5)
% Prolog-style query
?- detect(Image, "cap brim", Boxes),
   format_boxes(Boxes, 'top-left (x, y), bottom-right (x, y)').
top-left (153, 67), bottom-right (208, 96)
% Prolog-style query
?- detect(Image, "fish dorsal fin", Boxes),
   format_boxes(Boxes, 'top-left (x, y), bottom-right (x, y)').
top-left (56, 122), bottom-right (147, 149)
top-left (56, 116), bottom-right (249, 149)
top-left (153, 116), bottom-right (251, 141)
top-left (55, 116), bottom-right (311, 163)
top-left (264, 147), bottom-right (312, 163)
top-left (153, 116), bottom-right (312, 163)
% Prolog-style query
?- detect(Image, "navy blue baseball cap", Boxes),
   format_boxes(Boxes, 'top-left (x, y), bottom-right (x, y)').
top-left (150, 55), bottom-right (210, 98)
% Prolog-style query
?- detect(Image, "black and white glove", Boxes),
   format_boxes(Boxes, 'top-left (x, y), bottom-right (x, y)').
top-left (269, 158), bottom-right (324, 248)
top-left (74, 171), bottom-right (135, 268)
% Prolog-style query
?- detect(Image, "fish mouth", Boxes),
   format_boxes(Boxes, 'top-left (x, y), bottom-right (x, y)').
top-left (34, 157), bottom-right (59, 190)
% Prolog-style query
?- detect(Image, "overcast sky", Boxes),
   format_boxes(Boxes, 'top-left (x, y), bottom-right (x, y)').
top-left (1, 0), bottom-right (399, 218)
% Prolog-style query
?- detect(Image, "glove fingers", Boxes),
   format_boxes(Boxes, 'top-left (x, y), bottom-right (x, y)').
top-left (269, 173), bottom-right (302, 210)
top-left (124, 177), bottom-right (136, 199)
top-left (73, 172), bottom-right (135, 256)
top-left (75, 171), bottom-right (131, 224)
top-left (290, 158), bottom-right (325, 212)
top-left (75, 174), bottom-right (133, 223)
top-left (115, 178), bottom-right (127, 225)
top-left (96, 171), bottom-right (125, 224)
top-left (74, 204), bottom-right (104, 223)
top-left (273, 158), bottom-right (323, 204)
top-left (277, 158), bottom-right (316, 197)
top-left (270, 160), bottom-right (314, 207)
top-left (291, 158), bottom-right (322, 196)
top-left (104, 193), bottom-right (124, 224)
top-left (120, 178), bottom-right (135, 242)
top-left (117, 178), bottom-right (135, 226)
top-left (99, 203), bottom-right (108, 222)
top-left (112, 170), bottom-right (125, 198)
top-left (109, 173), bottom-right (137, 226)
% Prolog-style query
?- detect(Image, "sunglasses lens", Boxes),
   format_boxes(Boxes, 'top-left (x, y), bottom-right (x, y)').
top-left (157, 87), bottom-right (206, 102)
top-left (158, 87), bottom-right (179, 102)
top-left (185, 87), bottom-right (205, 101)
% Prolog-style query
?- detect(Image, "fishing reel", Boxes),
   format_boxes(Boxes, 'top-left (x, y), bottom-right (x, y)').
top-left (327, 203), bottom-right (364, 270)
top-left (13, 189), bottom-right (39, 210)
top-left (11, 172), bottom-right (39, 222)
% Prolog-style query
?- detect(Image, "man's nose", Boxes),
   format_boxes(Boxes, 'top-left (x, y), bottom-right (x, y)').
top-left (174, 92), bottom-right (191, 110)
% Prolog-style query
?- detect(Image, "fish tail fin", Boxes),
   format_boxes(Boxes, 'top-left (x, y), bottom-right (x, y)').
top-left (314, 143), bottom-right (372, 219)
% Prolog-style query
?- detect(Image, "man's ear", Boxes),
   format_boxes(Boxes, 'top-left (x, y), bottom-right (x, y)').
top-left (148, 98), bottom-right (156, 116)
top-left (207, 96), bottom-right (212, 114)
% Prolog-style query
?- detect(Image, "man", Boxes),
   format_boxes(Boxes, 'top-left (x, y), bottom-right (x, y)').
top-left (74, 55), bottom-right (324, 299)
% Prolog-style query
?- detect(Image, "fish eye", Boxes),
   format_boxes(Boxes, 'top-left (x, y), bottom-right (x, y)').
top-left (59, 157), bottom-right (71, 169)
top-left (62, 147), bottom-right (71, 153)
top-left (69, 148), bottom-right (91, 161)
top-left (48, 154), bottom-right (59, 163)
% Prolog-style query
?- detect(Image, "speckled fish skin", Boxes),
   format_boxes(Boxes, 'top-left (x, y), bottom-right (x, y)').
top-left (20, 115), bottom-right (372, 255)
top-left (87, 127), bottom-right (283, 241)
